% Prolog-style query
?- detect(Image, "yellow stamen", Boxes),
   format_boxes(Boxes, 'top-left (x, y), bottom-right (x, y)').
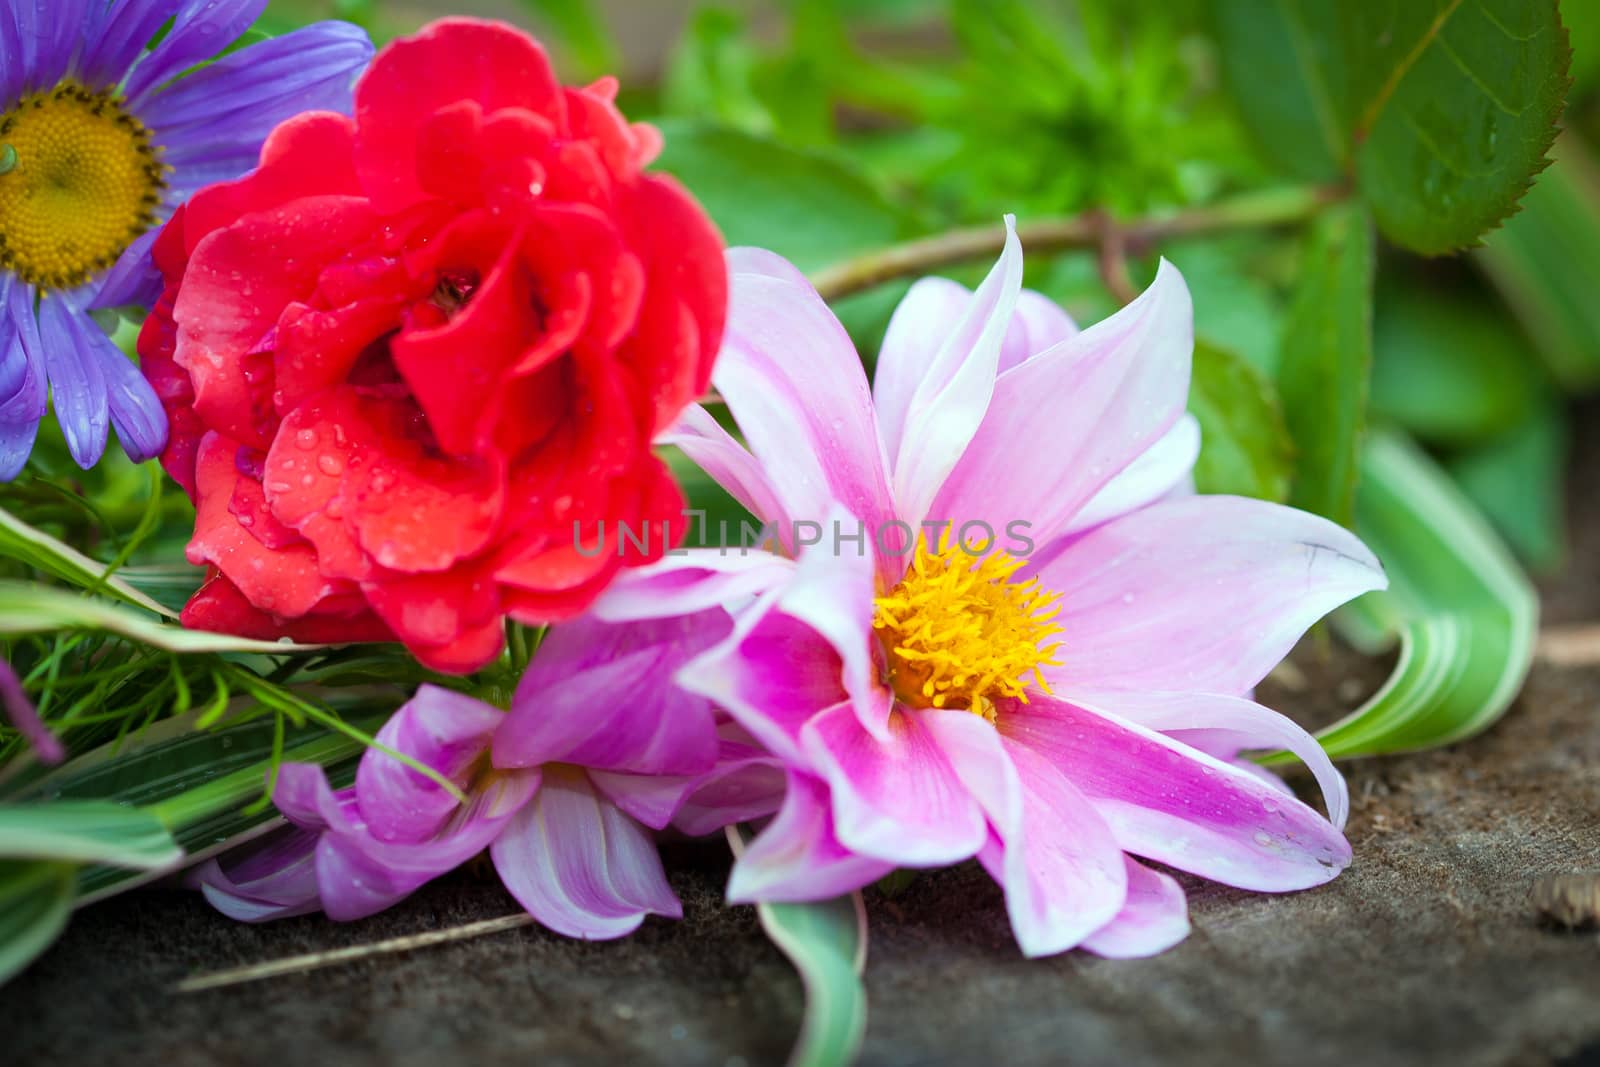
top-left (873, 533), bottom-right (1064, 720)
top-left (0, 81), bottom-right (166, 291)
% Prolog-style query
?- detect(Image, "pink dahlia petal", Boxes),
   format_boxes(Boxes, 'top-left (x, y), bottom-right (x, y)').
top-left (1000, 696), bottom-right (1351, 892)
top-left (933, 259), bottom-right (1193, 548)
top-left (713, 249), bottom-right (894, 539)
top-left (801, 703), bottom-right (986, 867)
top-left (491, 767), bottom-right (682, 940)
top-left (998, 289), bottom-right (1079, 374)
top-left (355, 686), bottom-right (504, 843)
top-left (888, 217), bottom-right (1023, 532)
top-left (273, 762), bottom-right (361, 834)
top-left (495, 611), bottom-right (731, 776)
top-left (586, 769), bottom-right (697, 831)
top-left (587, 550), bottom-right (794, 623)
top-left (671, 737), bottom-right (788, 836)
top-left (663, 404), bottom-right (790, 529)
top-left (1071, 688), bottom-right (1348, 829)
top-left (727, 772), bottom-right (894, 903)
top-left (188, 827), bottom-right (322, 923)
top-left (977, 740), bottom-right (1129, 957)
top-left (1079, 857), bottom-right (1190, 959)
top-left (873, 276), bottom-right (970, 468)
top-left (1039, 495), bottom-right (1386, 696)
top-left (1062, 413), bottom-right (1200, 536)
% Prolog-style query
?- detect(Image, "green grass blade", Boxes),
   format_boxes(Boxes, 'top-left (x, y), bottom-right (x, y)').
top-left (0, 859), bottom-right (74, 985)
top-left (0, 581), bottom-right (320, 653)
top-left (0, 504), bottom-right (174, 617)
top-left (0, 801), bottom-right (182, 869)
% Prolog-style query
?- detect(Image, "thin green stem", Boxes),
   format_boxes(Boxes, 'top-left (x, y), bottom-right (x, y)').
top-left (807, 184), bottom-right (1349, 302)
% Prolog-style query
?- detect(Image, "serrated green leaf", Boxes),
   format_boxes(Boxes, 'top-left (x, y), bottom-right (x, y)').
top-left (1370, 276), bottom-right (1540, 446)
top-left (0, 503), bottom-right (174, 616)
top-left (1475, 132), bottom-right (1600, 390)
top-left (1188, 340), bottom-right (1294, 502)
top-left (0, 801), bottom-right (181, 869)
top-left (1277, 203), bottom-right (1374, 523)
top-left (729, 827), bottom-right (867, 1067)
top-left (1447, 402), bottom-right (1568, 572)
top-left (1310, 430), bottom-right (1537, 759)
top-left (653, 120), bottom-right (919, 273)
top-left (0, 581), bottom-right (319, 653)
top-left (1214, 0), bottom-right (1571, 254)
top-left (0, 859), bottom-right (74, 986)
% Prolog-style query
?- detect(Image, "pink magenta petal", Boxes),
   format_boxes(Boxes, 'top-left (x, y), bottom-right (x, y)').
top-left (1000, 696), bottom-right (1351, 892)
top-left (1038, 494), bottom-right (1386, 696)
top-left (495, 610), bottom-right (731, 776)
top-left (273, 762), bottom-right (361, 834)
top-left (189, 827), bottom-right (322, 923)
top-left (355, 686), bottom-right (504, 843)
top-left (933, 259), bottom-right (1193, 549)
top-left (492, 768), bottom-right (682, 940)
top-left (586, 769), bottom-right (698, 831)
top-left (1079, 857), bottom-right (1191, 959)
top-left (663, 404), bottom-right (790, 529)
top-left (679, 592), bottom-right (848, 767)
top-left (672, 738), bottom-right (788, 836)
top-left (1063, 414), bottom-right (1201, 536)
top-left (889, 217), bottom-right (1023, 533)
top-left (0, 659), bottom-right (63, 764)
top-left (713, 248), bottom-right (894, 538)
top-left (999, 289), bottom-right (1079, 374)
top-left (727, 772), bottom-right (894, 903)
top-left (1069, 688), bottom-right (1349, 828)
top-left (587, 550), bottom-right (794, 623)
top-left (975, 740), bottom-right (1129, 957)
top-left (800, 703), bottom-right (986, 867)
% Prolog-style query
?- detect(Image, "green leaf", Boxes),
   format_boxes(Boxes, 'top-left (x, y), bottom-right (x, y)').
top-left (652, 121), bottom-right (920, 273)
top-left (1475, 132), bottom-right (1600, 390)
top-left (1370, 275), bottom-right (1540, 446)
top-left (1447, 402), bottom-right (1568, 572)
top-left (1188, 340), bottom-right (1294, 502)
top-left (0, 581), bottom-right (319, 653)
top-left (661, 8), bottom-right (776, 134)
top-left (1309, 430), bottom-right (1538, 759)
top-left (1214, 0), bottom-right (1571, 254)
top-left (0, 859), bottom-right (74, 986)
top-left (1277, 203), bottom-right (1375, 523)
top-left (0, 503), bottom-right (174, 616)
top-left (0, 801), bottom-right (182, 869)
top-left (728, 827), bottom-right (867, 1067)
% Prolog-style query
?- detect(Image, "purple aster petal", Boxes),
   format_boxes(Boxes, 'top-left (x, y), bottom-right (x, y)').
top-left (9, 0), bottom-right (84, 93)
top-left (0, 5), bottom-right (26, 103)
top-left (354, 686), bottom-right (503, 844)
top-left (188, 825), bottom-right (322, 923)
top-left (36, 296), bottom-right (109, 469)
top-left (121, 0), bottom-right (266, 104)
top-left (491, 767), bottom-right (682, 940)
top-left (139, 22), bottom-right (373, 179)
top-left (46, 295), bottom-right (166, 464)
top-left (0, 657), bottom-right (63, 763)
top-left (0, 283), bottom-right (50, 480)
top-left (1079, 857), bottom-right (1191, 959)
top-left (727, 771), bottom-right (893, 903)
top-left (495, 610), bottom-right (730, 777)
top-left (90, 229), bottom-right (166, 312)
top-left (77, 0), bottom-right (181, 90)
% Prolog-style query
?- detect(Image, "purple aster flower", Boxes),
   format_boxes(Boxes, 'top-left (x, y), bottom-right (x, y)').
top-left (0, 0), bottom-right (374, 477)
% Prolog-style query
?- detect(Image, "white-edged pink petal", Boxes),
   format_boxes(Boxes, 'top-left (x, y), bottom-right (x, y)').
top-left (1038, 494), bottom-right (1386, 696)
top-left (672, 735), bottom-right (788, 836)
top-left (588, 549), bottom-right (795, 622)
top-left (873, 276), bottom-right (971, 467)
top-left (662, 404), bottom-right (789, 529)
top-left (999, 289), bottom-right (1080, 374)
top-left (1062, 413), bottom-right (1200, 536)
top-left (1000, 696), bottom-right (1351, 892)
top-left (889, 217), bottom-right (1023, 532)
top-left (801, 703), bottom-right (986, 867)
top-left (714, 248), bottom-right (894, 536)
top-left (727, 772), bottom-right (894, 903)
top-left (1070, 688), bottom-right (1348, 829)
top-left (1079, 857), bottom-right (1190, 959)
top-left (491, 768), bottom-right (682, 940)
top-left (933, 259), bottom-right (1193, 548)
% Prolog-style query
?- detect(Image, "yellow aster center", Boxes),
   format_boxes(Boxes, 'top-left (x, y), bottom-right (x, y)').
top-left (873, 534), bottom-right (1065, 720)
top-left (0, 82), bottom-right (165, 291)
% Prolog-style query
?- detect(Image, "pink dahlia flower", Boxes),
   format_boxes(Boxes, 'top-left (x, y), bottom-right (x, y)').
top-left (616, 220), bottom-right (1386, 957)
top-left (195, 612), bottom-right (782, 936)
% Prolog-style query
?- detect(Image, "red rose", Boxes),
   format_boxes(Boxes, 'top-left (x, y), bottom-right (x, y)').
top-left (139, 18), bottom-right (727, 672)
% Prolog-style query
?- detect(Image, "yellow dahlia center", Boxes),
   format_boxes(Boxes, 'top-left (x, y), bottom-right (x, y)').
top-left (0, 82), bottom-right (165, 290)
top-left (873, 534), bottom-right (1065, 719)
